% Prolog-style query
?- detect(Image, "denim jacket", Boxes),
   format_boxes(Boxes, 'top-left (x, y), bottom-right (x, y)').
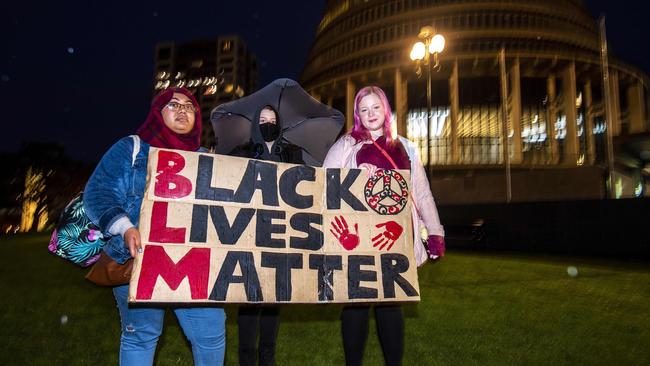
top-left (83, 136), bottom-right (150, 264)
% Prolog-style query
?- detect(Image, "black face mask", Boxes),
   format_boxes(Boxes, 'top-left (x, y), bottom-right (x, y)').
top-left (260, 122), bottom-right (280, 142)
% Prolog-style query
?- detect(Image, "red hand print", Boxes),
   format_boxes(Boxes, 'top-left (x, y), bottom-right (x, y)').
top-left (330, 216), bottom-right (360, 251)
top-left (372, 221), bottom-right (404, 251)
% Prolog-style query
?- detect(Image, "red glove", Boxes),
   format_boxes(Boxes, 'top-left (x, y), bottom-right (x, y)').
top-left (427, 235), bottom-right (445, 259)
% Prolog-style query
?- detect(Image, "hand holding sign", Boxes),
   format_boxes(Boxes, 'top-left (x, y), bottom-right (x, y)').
top-left (426, 235), bottom-right (446, 259)
top-left (358, 163), bottom-right (378, 178)
top-left (372, 221), bottom-right (403, 251)
top-left (124, 227), bottom-right (142, 257)
top-left (330, 216), bottom-right (360, 251)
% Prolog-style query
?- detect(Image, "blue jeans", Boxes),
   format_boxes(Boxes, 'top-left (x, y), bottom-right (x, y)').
top-left (113, 284), bottom-right (226, 366)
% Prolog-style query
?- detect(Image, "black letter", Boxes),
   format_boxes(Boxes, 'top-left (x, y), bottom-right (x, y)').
top-left (256, 209), bottom-right (286, 248)
top-left (326, 169), bottom-right (367, 211)
top-left (347, 255), bottom-right (378, 299)
top-left (290, 213), bottom-right (323, 251)
top-left (279, 165), bottom-right (315, 209)
top-left (308, 254), bottom-right (343, 301)
top-left (380, 254), bottom-right (418, 298)
top-left (261, 252), bottom-right (303, 301)
top-left (189, 204), bottom-right (208, 243)
top-left (233, 160), bottom-right (279, 206)
top-left (190, 205), bottom-right (255, 245)
top-left (209, 251), bottom-right (262, 302)
top-left (195, 155), bottom-right (235, 201)
top-left (209, 206), bottom-right (255, 245)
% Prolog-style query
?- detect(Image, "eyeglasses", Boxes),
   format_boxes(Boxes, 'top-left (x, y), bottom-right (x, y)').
top-left (165, 102), bottom-right (197, 113)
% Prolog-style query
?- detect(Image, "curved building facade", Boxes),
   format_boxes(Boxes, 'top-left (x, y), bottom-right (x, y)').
top-left (301, 0), bottom-right (649, 203)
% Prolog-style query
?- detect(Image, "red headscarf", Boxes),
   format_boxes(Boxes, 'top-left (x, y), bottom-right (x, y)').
top-left (136, 87), bottom-right (202, 151)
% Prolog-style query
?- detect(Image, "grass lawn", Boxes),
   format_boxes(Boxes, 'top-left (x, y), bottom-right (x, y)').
top-left (0, 233), bottom-right (648, 365)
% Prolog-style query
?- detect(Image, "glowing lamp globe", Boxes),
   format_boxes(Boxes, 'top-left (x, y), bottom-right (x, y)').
top-left (429, 34), bottom-right (445, 54)
top-left (410, 42), bottom-right (426, 61)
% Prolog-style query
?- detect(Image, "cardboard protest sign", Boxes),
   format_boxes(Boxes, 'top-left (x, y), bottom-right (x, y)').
top-left (128, 148), bottom-right (420, 304)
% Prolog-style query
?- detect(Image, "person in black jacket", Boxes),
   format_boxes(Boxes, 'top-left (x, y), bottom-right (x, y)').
top-left (229, 105), bottom-right (304, 165)
top-left (228, 105), bottom-right (303, 366)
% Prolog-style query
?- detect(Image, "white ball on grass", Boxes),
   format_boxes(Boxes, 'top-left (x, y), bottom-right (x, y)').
top-left (567, 266), bottom-right (578, 277)
top-left (60, 315), bottom-right (68, 325)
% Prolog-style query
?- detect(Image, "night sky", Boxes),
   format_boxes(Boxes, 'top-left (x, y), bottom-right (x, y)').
top-left (2, 1), bottom-right (648, 163)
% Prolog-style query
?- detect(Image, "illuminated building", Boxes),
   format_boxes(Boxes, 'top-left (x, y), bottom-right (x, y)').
top-left (154, 36), bottom-right (259, 148)
top-left (301, 0), bottom-right (649, 203)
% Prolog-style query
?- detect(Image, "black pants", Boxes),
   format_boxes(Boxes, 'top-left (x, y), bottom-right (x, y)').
top-left (238, 306), bottom-right (280, 366)
top-left (341, 305), bottom-right (404, 366)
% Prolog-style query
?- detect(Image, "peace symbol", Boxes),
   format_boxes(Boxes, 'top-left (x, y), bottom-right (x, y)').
top-left (364, 169), bottom-right (409, 215)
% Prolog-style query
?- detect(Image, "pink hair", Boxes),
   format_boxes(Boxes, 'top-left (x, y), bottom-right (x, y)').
top-left (350, 86), bottom-right (394, 143)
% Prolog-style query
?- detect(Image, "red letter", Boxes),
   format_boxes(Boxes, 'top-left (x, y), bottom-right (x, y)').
top-left (155, 150), bottom-right (192, 198)
top-left (149, 201), bottom-right (186, 243)
top-left (136, 245), bottom-right (210, 300)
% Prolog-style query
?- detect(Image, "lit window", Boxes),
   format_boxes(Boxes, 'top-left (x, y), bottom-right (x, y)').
top-left (554, 115), bottom-right (566, 140)
top-left (635, 181), bottom-right (643, 197)
top-left (204, 85), bottom-right (217, 96)
top-left (222, 41), bottom-right (231, 52)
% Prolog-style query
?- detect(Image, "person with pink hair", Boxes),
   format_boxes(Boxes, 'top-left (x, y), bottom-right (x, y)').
top-left (323, 86), bottom-right (445, 366)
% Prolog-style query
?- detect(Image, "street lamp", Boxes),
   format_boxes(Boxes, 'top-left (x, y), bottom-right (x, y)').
top-left (410, 26), bottom-right (445, 177)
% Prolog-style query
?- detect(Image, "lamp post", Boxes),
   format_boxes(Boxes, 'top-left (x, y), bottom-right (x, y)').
top-left (410, 26), bottom-right (445, 177)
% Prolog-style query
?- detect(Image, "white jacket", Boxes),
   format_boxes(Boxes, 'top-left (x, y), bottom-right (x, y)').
top-left (323, 134), bottom-right (444, 266)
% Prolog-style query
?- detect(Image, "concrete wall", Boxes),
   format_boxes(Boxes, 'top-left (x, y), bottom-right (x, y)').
top-left (438, 198), bottom-right (650, 260)
top-left (430, 166), bottom-right (606, 205)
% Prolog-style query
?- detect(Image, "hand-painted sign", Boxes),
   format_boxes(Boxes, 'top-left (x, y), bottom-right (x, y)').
top-left (129, 148), bottom-right (419, 304)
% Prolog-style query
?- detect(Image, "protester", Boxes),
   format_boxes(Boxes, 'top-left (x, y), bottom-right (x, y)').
top-left (228, 105), bottom-right (304, 164)
top-left (323, 86), bottom-right (445, 366)
top-left (83, 87), bottom-right (226, 366)
top-left (224, 104), bottom-right (302, 366)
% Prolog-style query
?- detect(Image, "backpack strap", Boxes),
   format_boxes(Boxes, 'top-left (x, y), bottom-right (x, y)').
top-left (129, 135), bottom-right (141, 167)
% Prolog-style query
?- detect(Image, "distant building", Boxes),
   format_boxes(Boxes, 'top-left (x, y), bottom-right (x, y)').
top-left (154, 36), bottom-right (259, 148)
top-left (301, 0), bottom-right (650, 203)
top-left (0, 144), bottom-right (92, 234)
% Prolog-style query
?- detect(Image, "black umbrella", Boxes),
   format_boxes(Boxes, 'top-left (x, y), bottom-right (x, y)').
top-left (210, 78), bottom-right (344, 165)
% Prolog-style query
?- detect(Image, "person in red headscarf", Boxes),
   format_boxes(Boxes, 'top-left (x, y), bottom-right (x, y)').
top-left (83, 88), bottom-right (226, 366)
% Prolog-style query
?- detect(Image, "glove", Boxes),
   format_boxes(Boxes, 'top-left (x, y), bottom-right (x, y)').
top-left (426, 235), bottom-right (445, 260)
